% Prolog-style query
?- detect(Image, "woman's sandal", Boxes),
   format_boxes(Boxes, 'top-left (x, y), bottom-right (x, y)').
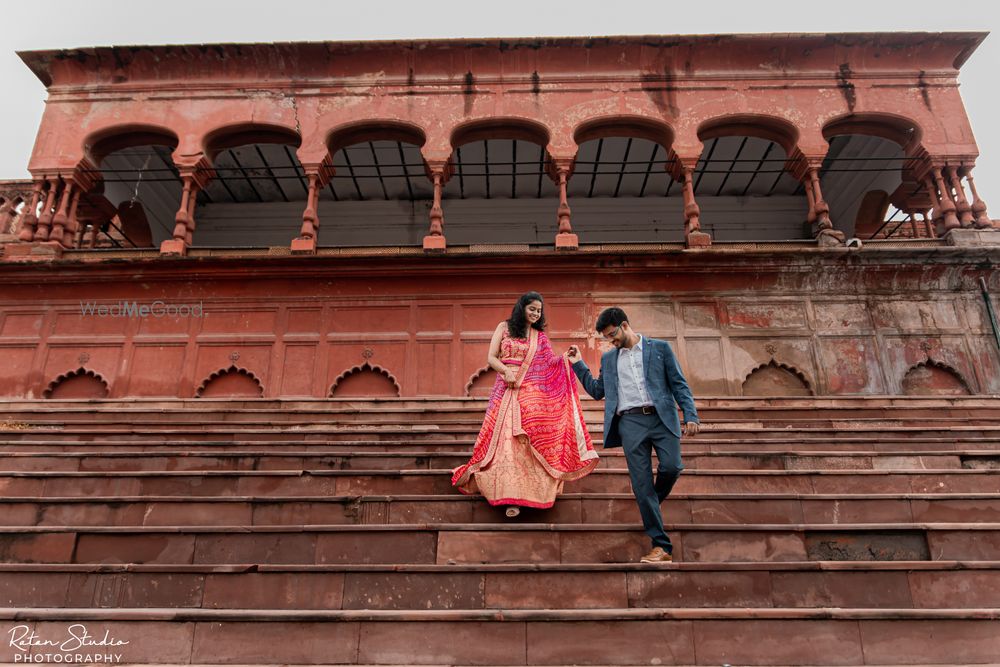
top-left (505, 506), bottom-right (520, 518)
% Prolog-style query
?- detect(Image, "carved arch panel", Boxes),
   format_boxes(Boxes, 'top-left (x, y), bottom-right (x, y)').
top-left (465, 366), bottom-right (498, 397)
top-left (901, 360), bottom-right (972, 396)
top-left (44, 368), bottom-right (110, 399)
top-left (196, 366), bottom-right (265, 398)
top-left (329, 362), bottom-right (401, 398)
top-left (742, 360), bottom-right (813, 397)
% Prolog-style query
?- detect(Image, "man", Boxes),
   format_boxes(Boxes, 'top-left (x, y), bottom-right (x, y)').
top-left (567, 307), bottom-right (699, 563)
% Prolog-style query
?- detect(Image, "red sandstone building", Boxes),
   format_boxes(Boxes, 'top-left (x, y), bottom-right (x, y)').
top-left (0, 32), bottom-right (998, 400)
top-left (1, 33), bottom-right (999, 665)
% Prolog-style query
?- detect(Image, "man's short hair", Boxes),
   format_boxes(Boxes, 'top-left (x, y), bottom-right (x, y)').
top-left (595, 307), bottom-right (628, 332)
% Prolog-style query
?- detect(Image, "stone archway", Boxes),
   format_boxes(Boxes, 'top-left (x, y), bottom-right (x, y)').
top-left (330, 363), bottom-right (401, 398)
top-left (465, 366), bottom-right (498, 397)
top-left (196, 366), bottom-right (264, 398)
top-left (901, 361), bottom-right (972, 396)
top-left (44, 368), bottom-right (110, 399)
top-left (742, 360), bottom-right (812, 396)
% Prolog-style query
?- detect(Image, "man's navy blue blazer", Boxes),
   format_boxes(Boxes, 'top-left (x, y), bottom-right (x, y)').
top-left (572, 337), bottom-right (699, 448)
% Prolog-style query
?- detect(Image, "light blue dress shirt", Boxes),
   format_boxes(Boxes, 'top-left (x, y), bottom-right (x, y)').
top-left (616, 335), bottom-right (652, 413)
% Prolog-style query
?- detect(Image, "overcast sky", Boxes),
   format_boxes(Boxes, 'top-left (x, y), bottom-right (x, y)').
top-left (3, 0), bottom-right (998, 198)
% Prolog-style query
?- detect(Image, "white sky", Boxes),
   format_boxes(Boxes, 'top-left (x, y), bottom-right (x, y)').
top-left (3, 0), bottom-right (998, 199)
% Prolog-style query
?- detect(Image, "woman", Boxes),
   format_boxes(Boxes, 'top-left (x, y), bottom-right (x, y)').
top-left (452, 292), bottom-right (599, 517)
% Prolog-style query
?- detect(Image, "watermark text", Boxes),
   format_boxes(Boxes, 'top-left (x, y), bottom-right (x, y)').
top-left (8, 624), bottom-right (128, 663)
top-left (79, 301), bottom-right (204, 318)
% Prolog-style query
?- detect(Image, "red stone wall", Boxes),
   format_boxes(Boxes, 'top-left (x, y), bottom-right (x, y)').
top-left (0, 251), bottom-right (996, 398)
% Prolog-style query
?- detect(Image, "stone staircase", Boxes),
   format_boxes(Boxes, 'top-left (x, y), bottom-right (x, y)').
top-left (0, 397), bottom-right (998, 665)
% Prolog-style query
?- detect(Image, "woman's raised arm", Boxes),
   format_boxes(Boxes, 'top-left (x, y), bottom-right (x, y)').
top-left (487, 322), bottom-right (517, 385)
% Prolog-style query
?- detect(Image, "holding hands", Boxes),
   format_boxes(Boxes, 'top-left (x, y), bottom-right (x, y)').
top-left (565, 345), bottom-right (582, 364)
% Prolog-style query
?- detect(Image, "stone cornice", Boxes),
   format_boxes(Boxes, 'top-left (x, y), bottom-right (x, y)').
top-left (18, 32), bottom-right (987, 91)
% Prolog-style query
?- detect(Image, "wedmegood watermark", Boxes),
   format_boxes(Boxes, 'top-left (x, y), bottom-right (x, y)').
top-left (7, 624), bottom-right (128, 663)
top-left (79, 301), bottom-right (205, 318)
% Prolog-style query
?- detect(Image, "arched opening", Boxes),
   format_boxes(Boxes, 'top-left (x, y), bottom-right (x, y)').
top-left (196, 366), bottom-right (264, 398)
top-left (82, 125), bottom-right (181, 249)
top-left (821, 114), bottom-right (933, 240)
top-left (742, 360), bottom-right (812, 396)
top-left (329, 363), bottom-right (401, 398)
top-left (440, 119), bottom-right (558, 244)
top-left (465, 367), bottom-right (498, 397)
top-left (317, 122), bottom-right (431, 246)
top-left (0, 193), bottom-right (26, 236)
top-left (193, 123), bottom-right (306, 247)
top-left (44, 368), bottom-right (110, 399)
top-left (566, 117), bottom-right (678, 242)
top-left (901, 361), bottom-right (972, 396)
top-left (693, 115), bottom-right (808, 242)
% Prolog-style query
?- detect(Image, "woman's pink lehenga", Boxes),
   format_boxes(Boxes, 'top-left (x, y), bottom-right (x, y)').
top-left (452, 327), bottom-right (599, 509)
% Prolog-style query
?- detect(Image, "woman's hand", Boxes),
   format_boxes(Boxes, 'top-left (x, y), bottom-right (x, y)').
top-left (503, 367), bottom-right (518, 386)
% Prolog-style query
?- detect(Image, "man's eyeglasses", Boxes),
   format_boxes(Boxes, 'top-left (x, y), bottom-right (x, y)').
top-left (602, 324), bottom-right (623, 340)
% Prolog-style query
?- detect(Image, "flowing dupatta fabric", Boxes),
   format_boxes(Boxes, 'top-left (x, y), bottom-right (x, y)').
top-left (452, 328), bottom-right (599, 495)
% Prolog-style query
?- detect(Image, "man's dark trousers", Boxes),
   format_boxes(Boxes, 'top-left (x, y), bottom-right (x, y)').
top-left (617, 412), bottom-right (683, 553)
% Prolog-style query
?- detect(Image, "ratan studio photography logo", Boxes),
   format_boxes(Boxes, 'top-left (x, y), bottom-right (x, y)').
top-left (79, 300), bottom-right (205, 318)
top-left (7, 624), bottom-right (129, 663)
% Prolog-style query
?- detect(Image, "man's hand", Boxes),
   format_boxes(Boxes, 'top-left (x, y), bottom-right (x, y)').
top-left (684, 421), bottom-right (700, 437)
top-left (566, 345), bottom-right (582, 364)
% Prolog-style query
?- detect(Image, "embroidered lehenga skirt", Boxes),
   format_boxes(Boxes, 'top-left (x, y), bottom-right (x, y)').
top-left (452, 328), bottom-right (599, 508)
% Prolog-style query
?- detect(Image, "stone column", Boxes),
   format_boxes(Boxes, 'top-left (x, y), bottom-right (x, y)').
top-left (946, 166), bottom-right (974, 228)
top-left (16, 181), bottom-right (44, 242)
top-left (164, 173), bottom-right (194, 252)
top-left (63, 189), bottom-right (82, 249)
top-left (551, 157), bottom-right (578, 250)
top-left (964, 168), bottom-right (992, 229)
top-left (160, 159), bottom-right (213, 256)
top-left (33, 179), bottom-right (59, 242)
top-left (930, 166), bottom-right (960, 234)
top-left (805, 163), bottom-right (844, 246)
top-left (49, 163), bottom-right (99, 249)
top-left (292, 158), bottom-right (335, 254)
top-left (423, 160), bottom-right (450, 252)
top-left (672, 155), bottom-right (711, 248)
top-left (48, 181), bottom-right (76, 247)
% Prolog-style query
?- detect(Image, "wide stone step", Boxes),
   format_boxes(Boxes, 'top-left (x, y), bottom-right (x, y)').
top-left (5, 424), bottom-right (1000, 442)
top-left (6, 437), bottom-right (1000, 454)
top-left (4, 395), bottom-right (999, 417)
top-left (1, 468), bottom-right (997, 497)
top-left (2, 449), bottom-right (995, 472)
top-left (7, 415), bottom-right (1000, 432)
top-left (1, 607), bottom-right (998, 665)
top-left (1, 561), bottom-right (998, 610)
top-left (2, 523), bottom-right (998, 564)
top-left (2, 493), bottom-right (997, 527)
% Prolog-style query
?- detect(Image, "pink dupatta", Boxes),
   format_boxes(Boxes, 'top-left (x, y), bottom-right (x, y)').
top-left (452, 328), bottom-right (598, 488)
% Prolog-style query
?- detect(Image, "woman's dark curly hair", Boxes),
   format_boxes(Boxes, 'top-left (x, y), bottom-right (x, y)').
top-left (506, 291), bottom-right (546, 339)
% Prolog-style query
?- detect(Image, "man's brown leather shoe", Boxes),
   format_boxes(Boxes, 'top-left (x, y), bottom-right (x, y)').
top-left (639, 546), bottom-right (673, 563)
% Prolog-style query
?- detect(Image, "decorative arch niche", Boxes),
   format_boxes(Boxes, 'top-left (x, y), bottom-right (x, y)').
top-left (465, 366), bottom-right (498, 397)
top-left (44, 368), bottom-right (110, 399)
top-left (196, 366), bottom-right (264, 398)
top-left (742, 360), bottom-right (813, 397)
top-left (329, 362), bottom-right (401, 398)
top-left (901, 360), bottom-right (972, 396)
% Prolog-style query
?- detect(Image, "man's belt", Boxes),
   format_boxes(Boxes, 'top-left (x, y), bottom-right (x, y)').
top-left (619, 405), bottom-right (656, 415)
